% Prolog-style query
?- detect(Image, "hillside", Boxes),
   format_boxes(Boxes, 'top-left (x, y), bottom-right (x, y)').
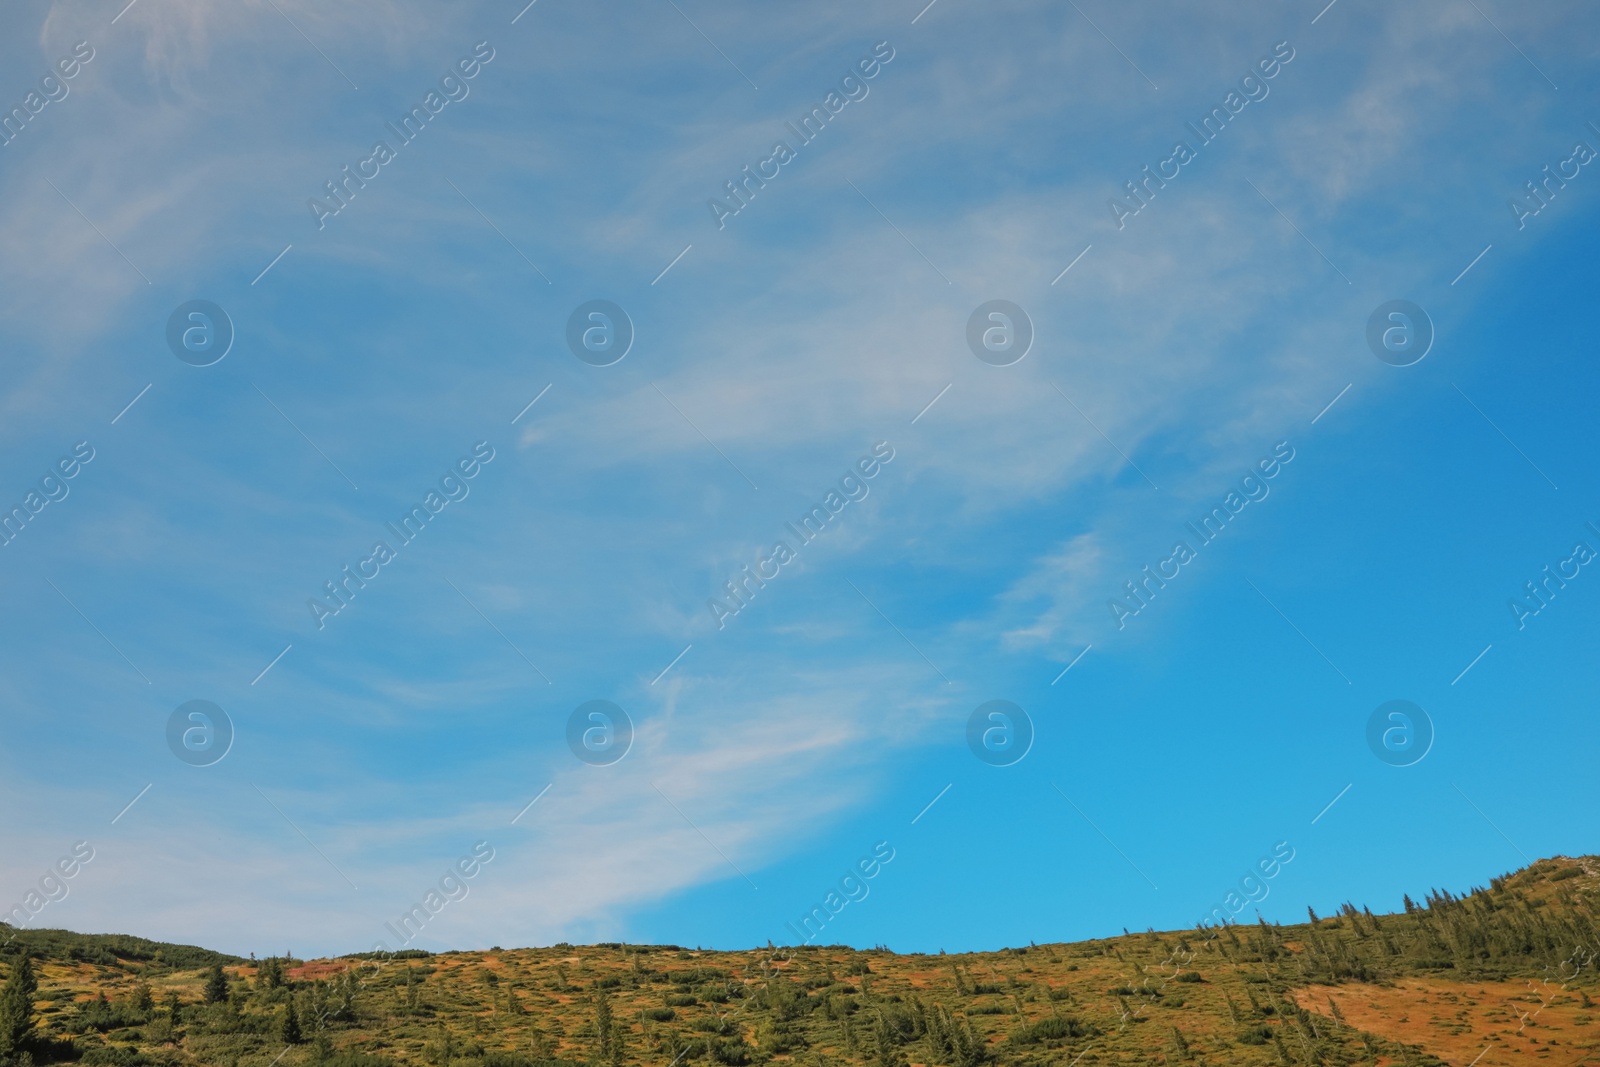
top-left (0, 856), bottom-right (1594, 1067)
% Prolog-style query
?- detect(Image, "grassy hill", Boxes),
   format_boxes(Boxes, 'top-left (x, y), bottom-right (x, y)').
top-left (0, 856), bottom-right (1594, 1067)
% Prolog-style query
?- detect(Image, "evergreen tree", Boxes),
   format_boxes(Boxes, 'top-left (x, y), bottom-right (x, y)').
top-left (959, 1019), bottom-right (985, 1067)
top-left (404, 966), bottom-right (422, 1014)
top-left (308, 980), bottom-right (330, 1031)
top-left (593, 989), bottom-right (614, 1063)
top-left (280, 1000), bottom-right (303, 1045)
top-left (0, 957), bottom-right (37, 1058)
top-left (1169, 1025), bottom-right (1190, 1060)
top-left (258, 957), bottom-right (285, 990)
top-left (871, 1011), bottom-right (902, 1067)
top-left (204, 963), bottom-right (229, 1004)
top-left (132, 980), bottom-right (155, 1019)
top-left (333, 970), bottom-right (357, 1022)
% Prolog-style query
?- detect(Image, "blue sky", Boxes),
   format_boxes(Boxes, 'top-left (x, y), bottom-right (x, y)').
top-left (0, 0), bottom-right (1596, 959)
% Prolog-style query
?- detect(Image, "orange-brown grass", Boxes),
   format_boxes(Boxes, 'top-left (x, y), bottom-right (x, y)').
top-left (8, 854), bottom-right (1596, 1067)
top-left (1296, 978), bottom-right (1600, 1067)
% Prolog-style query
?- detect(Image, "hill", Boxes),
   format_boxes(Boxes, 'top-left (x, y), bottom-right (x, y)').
top-left (0, 856), bottom-right (1594, 1067)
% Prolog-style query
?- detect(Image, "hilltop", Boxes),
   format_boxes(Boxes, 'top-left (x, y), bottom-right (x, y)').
top-left (0, 856), bottom-right (1594, 1067)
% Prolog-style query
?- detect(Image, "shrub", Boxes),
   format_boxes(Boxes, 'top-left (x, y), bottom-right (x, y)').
top-left (81, 1048), bottom-right (149, 1066)
top-left (1238, 1025), bottom-right (1272, 1045)
top-left (708, 1036), bottom-right (750, 1066)
top-left (1010, 1016), bottom-right (1092, 1045)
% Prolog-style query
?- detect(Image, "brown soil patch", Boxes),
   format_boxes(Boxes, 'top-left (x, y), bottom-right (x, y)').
top-left (1294, 978), bottom-right (1600, 1066)
top-left (287, 960), bottom-right (349, 981)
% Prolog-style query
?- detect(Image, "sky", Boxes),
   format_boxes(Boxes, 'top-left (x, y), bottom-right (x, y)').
top-left (0, 0), bottom-right (1596, 961)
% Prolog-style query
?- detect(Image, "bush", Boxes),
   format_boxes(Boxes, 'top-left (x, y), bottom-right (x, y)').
top-left (1238, 1025), bottom-right (1272, 1045)
top-left (1010, 1016), bottom-right (1092, 1045)
top-left (644, 1008), bottom-right (676, 1022)
top-left (757, 1024), bottom-right (807, 1056)
top-left (80, 1048), bottom-right (149, 1066)
top-left (708, 1036), bottom-right (750, 1066)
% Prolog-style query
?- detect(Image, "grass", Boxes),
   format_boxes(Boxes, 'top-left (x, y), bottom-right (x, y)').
top-left (1, 855), bottom-right (1595, 1067)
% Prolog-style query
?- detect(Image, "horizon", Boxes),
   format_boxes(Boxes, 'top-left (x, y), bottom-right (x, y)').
top-left (9, 850), bottom-right (1594, 961)
top-left (1, 0), bottom-right (1598, 964)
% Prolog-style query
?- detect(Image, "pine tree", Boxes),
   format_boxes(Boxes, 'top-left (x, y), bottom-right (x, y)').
top-left (1169, 1025), bottom-right (1190, 1060)
top-left (132, 980), bottom-right (155, 1019)
top-left (403, 966), bottom-right (422, 1015)
top-left (872, 1011), bottom-right (901, 1067)
top-left (961, 1019), bottom-right (985, 1067)
top-left (593, 989), bottom-right (614, 1064)
top-left (308, 980), bottom-right (329, 1031)
top-left (328, 971), bottom-right (355, 1023)
top-left (204, 963), bottom-right (229, 1004)
top-left (0, 956), bottom-right (38, 1058)
top-left (280, 1000), bottom-right (303, 1045)
top-left (258, 957), bottom-right (285, 990)
top-left (529, 1023), bottom-right (554, 1059)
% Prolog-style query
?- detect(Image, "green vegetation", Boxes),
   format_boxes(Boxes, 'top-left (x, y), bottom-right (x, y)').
top-left (0, 956), bottom-right (37, 1059)
top-left (0, 856), bottom-right (1592, 1067)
